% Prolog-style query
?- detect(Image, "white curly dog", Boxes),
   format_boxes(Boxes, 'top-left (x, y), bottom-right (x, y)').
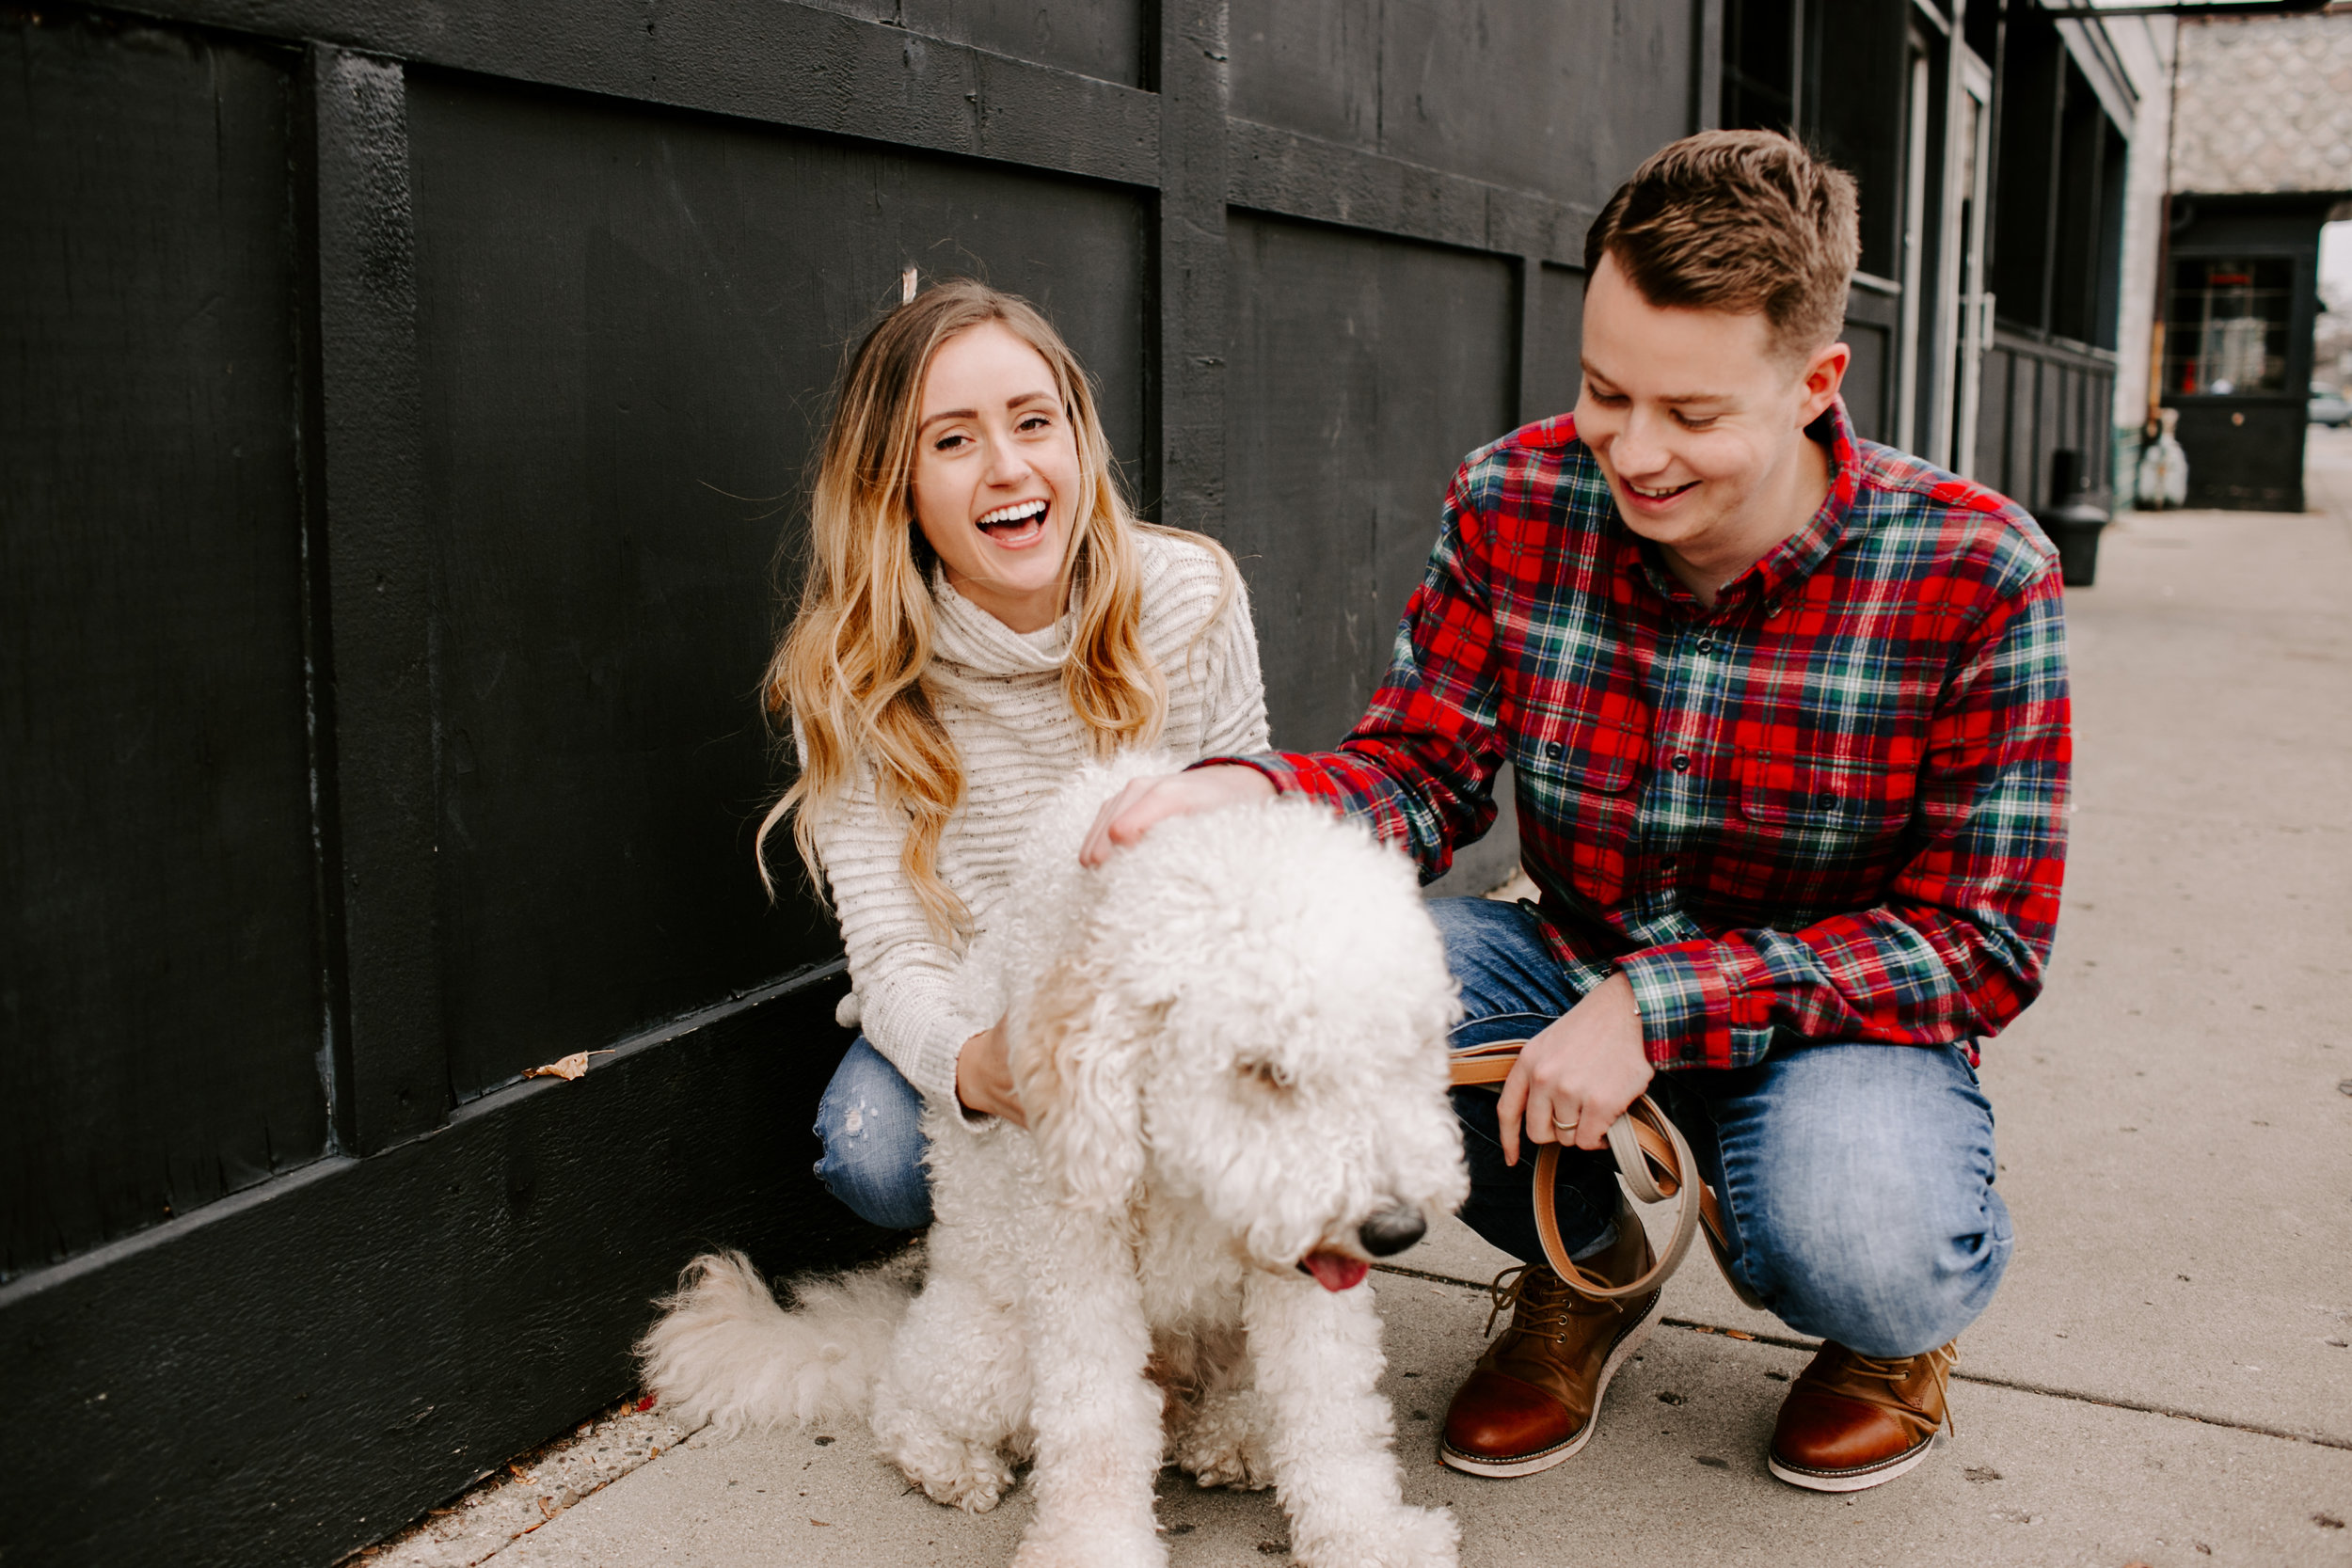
top-left (639, 755), bottom-right (1469, 1566)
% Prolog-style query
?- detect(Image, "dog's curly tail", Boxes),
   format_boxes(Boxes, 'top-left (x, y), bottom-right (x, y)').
top-left (634, 1251), bottom-right (912, 1439)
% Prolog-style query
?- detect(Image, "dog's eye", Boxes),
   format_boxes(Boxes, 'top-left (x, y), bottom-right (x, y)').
top-left (1237, 1059), bottom-right (1294, 1090)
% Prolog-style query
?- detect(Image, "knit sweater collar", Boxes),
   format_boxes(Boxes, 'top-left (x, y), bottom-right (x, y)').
top-left (929, 569), bottom-right (1071, 676)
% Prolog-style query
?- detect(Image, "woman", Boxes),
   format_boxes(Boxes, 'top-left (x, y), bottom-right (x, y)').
top-left (759, 279), bottom-right (1270, 1229)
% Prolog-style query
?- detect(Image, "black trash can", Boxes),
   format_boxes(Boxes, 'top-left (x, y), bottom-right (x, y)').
top-left (2034, 449), bottom-right (2109, 589)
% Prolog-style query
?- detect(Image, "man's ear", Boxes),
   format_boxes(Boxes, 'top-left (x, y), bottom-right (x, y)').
top-left (1799, 339), bottom-right (1851, 425)
top-left (1009, 938), bottom-right (1145, 1213)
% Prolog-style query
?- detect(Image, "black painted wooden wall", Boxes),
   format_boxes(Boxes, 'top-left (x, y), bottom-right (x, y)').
top-left (2, 2), bottom-right (1706, 1562)
top-left (1979, 10), bottom-right (2126, 514)
top-left (1979, 330), bottom-right (2120, 514)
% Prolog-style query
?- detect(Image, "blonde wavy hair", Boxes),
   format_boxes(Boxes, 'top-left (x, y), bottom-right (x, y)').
top-left (758, 279), bottom-right (1212, 935)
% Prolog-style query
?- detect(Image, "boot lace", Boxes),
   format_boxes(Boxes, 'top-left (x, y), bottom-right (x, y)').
top-left (1483, 1263), bottom-right (1576, 1340)
top-left (1836, 1342), bottom-right (1959, 1433)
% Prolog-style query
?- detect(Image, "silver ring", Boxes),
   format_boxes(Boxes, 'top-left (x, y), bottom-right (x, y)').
top-left (1552, 1117), bottom-right (1579, 1134)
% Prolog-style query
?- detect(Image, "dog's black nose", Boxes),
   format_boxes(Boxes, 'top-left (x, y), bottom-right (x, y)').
top-left (1357, 1205), bottom-right (1427, 1258)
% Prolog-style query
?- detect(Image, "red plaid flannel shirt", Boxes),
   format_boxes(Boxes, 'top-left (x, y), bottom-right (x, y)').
top-left (1220, 401), bottom-right (2072, 1072)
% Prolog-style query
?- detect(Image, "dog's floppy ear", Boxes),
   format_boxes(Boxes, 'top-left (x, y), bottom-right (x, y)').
top-left (1010, 933), bottom-right (1148, 1214)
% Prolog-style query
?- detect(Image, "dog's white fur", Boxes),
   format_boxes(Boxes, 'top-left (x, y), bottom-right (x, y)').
top-left (640, 755), bottom-right (1469, 1566)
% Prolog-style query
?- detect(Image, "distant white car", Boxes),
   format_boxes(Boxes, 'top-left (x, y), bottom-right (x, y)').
top-left (2313, 384), bottom-right (2352, 428)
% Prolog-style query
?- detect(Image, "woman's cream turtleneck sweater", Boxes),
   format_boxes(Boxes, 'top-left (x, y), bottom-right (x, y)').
top-left (807, 529), bottom-right (1270, 1101)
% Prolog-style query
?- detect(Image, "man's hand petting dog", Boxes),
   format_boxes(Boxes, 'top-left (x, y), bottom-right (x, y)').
top-left (1495, 973), bottom-right (1653, 1165)
top-left (1078, 764), bottom-right (1273, 867)
top-left (956, 1018), bottom-right (1026, 1127)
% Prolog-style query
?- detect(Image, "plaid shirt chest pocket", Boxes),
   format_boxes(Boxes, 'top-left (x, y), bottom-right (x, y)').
top-left (1515, 713), bottom-right (1649, 906)
top-left (1718, 744), bottom-right (1921, 911)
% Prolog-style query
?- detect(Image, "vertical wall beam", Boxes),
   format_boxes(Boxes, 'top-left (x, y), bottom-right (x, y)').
top-left (2038, 58), bottom-right (2066, 337)
top-left (307, 45), bottom-right (446, 1154)
top-left (1516, 255), bottom-right (1546, 428)
top-left (1154, 0), bottom-right (1230, 541)
top-left (1693, 0), bottom-right (1725, 133)
top-left (1926, 27), bottom-right (1963, 467)
top-left (2077, 90), bottom-right (2104, 346)
top-left (1980, 0), bottom-right (2010, 333)
top-left (288, 57), bottom-right (349, 1157)
top-left (1788, 0), bottom-right (1806, 130)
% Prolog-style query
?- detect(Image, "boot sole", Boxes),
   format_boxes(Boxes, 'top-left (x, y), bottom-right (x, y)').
top-left (1438, 1286), bottom-right (1665, 1479)
top-left (1768, 1430), bottom-right (1947, 1493)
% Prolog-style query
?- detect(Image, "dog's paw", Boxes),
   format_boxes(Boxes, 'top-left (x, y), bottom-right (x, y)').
top-left (914, 1449), bottom-right (1016, 1514)
top-left (1179, 1443), bottom-right (1271, 1492)
top-left (1011, 1519), bottom-right (1167, 1568)
top-left (1171, 1396), bottom-right (1274, 1491)
top-left (1174, 1432), bottom-right (1273, 1491)
top-left (918, 1459), bottom-right (1013, 1514)
top-left (882, 1427), bottom-right (1015, 1513)
top-left (1169, 1386), bottom-right (1273, 1491)
top-left (1293, 1504), bottom-right (1458, 1568)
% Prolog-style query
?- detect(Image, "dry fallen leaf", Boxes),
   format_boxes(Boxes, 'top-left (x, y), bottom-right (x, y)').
top-left (525, 1050), bottom-right (614, 1082)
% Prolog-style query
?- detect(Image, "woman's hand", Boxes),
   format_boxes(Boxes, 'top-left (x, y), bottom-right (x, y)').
top-left (1495, 974), bottom-right (1653, 1166)
top-left (1078, 765), bottom-right (1274, 867)
top-left (956, 1017), bottom-right (1026, 1127)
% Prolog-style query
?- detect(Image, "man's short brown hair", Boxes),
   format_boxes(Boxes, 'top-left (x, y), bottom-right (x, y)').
top-left (1584, 131), bottom-right (1860, 360)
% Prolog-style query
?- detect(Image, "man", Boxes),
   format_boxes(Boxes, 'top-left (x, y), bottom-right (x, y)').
top-left (1082, 131), bottom-right (2069, 1492)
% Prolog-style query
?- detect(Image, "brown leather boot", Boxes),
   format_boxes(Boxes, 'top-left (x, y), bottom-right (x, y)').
top-left (1438, 1206), bottom-right (1662, 1477)
top-left (1768, 1340), bottom-right (1958, 1492)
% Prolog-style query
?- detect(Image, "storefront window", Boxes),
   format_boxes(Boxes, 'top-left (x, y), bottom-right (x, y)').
top-left (2164, 256), bottom-right (2293, 395)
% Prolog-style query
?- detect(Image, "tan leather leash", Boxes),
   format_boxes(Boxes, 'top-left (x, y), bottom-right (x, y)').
top-left (1448, 1038), bottom-right (1732, 1304)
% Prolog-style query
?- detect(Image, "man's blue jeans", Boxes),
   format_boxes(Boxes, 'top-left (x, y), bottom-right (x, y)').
top-left (1436, 896), bottom-right (2011, 1360)
top-left (814, 897), bottom-right (2013, 1358)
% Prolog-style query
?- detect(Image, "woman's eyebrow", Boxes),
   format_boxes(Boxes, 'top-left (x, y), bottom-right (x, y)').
top-left (917, 390), bottom-right (1058, 434)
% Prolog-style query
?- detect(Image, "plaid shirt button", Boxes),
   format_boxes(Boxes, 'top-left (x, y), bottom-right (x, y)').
top-left (1670, 754), bottom-right (1692, 773)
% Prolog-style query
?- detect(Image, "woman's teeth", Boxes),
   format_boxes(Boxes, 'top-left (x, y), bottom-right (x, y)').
top-left (1629, 480), bottom-right (1695, 500)
top-left (977, 499), bottom-right (1048, 534)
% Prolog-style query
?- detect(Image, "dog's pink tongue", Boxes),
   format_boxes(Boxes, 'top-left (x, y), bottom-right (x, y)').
top-left (1301, 1250), bottom-right (1369, 1292)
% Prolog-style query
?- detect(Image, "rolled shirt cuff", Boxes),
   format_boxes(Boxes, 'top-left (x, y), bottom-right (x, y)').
top-left (1616, 941), bottom-right (1773, 1072)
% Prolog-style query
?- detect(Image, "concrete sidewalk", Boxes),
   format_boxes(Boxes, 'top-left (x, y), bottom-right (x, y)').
top-left (373, 431), bottom-right (2352, 1568)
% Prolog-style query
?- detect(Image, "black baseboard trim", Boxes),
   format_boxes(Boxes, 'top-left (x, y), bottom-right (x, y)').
top-left (0, 963), bottom-right (894, 1568)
